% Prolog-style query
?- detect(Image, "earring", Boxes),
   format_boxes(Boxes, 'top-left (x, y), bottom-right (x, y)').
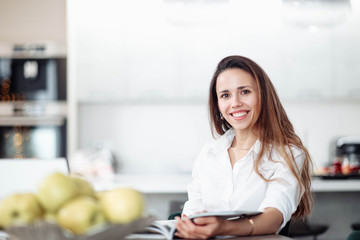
top-left (220, 113), bottom-right (224, 120)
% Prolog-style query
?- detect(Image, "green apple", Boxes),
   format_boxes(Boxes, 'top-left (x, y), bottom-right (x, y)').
top-left (95, 191), bottom-right (105, 200)
top-left (99, 188), bottom-right (144, 224)
top-left (44, 212), bottom-right (57, 222)
top-left (37, 172), bottom-right (78, 213)
top-left (57, 196), bottom-right (106, 235)
top-left (70, 175), bottom-right (95, 197)
top-left (0, 193), bottom-right (43, 228)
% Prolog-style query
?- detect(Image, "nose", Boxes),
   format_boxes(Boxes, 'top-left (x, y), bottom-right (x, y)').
top-left (232, 94), bottom-right (243, 108)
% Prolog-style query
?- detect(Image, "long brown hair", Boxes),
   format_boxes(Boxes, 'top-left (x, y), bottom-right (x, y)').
top-left (208, 55), bottom-right (312, 219)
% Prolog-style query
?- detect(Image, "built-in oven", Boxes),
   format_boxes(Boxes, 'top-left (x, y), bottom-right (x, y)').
top-left (0, 43), bottom-right (67, 159)
top-left (0, 102), bottom-right (67, 159)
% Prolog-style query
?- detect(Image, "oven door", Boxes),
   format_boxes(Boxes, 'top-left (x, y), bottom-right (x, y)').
top-left (0, 116), bottom-right (66, 159)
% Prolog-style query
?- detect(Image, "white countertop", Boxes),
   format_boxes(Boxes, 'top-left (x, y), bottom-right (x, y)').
top-left (88, 174), bottom-right (360, 194)
top-left (311, 178), bottom-right (360, 192)
top-left (89, 174), bottom-right (193, 194)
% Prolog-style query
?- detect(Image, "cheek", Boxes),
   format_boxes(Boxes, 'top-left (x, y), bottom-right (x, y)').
top-left (247, 97), bottom-right (260, 114)
top-left (218, 101), bottom-right (227, 114)
top-left (250, 94), bottom-right (259, 106)
top-left (251, 99), bottom-right (261, 118)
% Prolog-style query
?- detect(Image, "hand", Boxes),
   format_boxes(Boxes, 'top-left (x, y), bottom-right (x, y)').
top-left (181, 211), bottom-right (206, 218)
top-left (174, 215), bottom-right (224, 239)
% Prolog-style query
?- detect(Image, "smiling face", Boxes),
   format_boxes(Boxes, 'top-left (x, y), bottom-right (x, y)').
top-left (216, 68), bottom-right (260, 133)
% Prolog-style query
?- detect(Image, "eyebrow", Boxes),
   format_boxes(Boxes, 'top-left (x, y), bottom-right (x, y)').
top-left (218, 86), bottom-right (252, 94)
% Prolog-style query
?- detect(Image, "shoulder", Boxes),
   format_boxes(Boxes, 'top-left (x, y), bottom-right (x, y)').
top-left (269, 144), bottom-right (306, 170)
top-left (205, 128), bottom-right (235, 155)
top-left (195, 128), bottom-right (235, 162)
top-left (288, 144), bottom-right (306, 169)
top-left (285, 144), bottom-right (305, 159)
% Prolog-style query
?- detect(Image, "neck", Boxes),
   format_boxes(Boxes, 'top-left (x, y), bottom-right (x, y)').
top-left (233, 129), bottom-right (258, 150)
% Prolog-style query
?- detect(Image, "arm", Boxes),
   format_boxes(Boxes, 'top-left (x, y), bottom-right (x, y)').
top-left (182, 144), bottom-right (210, 216)
top-left (258, 149), bottom-right (305, 230)
top-left (175, 207), bottom-right (283, 239)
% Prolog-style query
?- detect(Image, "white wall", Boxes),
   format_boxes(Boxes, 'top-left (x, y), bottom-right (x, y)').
top-left (0, 0), bottom-right (66, 47)
top-left (283, 100), bottom-right (360, 168)
top-left (78, 102), bottom-right (212, 173)
top-left (78, 99), bottom-right (360, 173)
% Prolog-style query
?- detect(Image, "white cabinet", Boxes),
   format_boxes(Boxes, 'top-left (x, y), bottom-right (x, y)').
top-left (68, 0), bottom-right (360, 103)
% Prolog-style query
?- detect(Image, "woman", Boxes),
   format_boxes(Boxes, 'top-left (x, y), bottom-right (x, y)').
top-left (175, 55), bottom-right (313, 239)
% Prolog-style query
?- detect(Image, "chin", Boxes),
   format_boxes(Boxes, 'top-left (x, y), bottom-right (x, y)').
top-left (232, 120), bottom-right (255, 131)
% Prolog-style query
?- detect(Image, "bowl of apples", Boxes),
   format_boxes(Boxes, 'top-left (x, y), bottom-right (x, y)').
top-left (0, 172), bottom-right (153, 240)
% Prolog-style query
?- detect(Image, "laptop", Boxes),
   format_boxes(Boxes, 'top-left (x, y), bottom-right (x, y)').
top-left (0, 158), bottom-right (69, 200)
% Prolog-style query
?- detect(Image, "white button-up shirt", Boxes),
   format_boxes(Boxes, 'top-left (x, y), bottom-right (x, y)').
top-left (182, 128), bottom-right (305, 230)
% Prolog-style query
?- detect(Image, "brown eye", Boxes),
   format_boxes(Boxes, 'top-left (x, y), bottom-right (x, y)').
top-left (241, 90), bottom-right (250, 95)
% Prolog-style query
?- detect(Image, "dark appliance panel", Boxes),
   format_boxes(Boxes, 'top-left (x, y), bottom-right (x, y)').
top-left (0, 58), bottom-right (66, 101)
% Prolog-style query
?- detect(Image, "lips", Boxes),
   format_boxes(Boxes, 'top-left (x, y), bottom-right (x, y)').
top-left (230, 110), bottom-right (249, 120)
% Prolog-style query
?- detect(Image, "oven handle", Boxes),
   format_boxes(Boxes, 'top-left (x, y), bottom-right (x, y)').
top-left (0, 116), bottom-right (65, 126)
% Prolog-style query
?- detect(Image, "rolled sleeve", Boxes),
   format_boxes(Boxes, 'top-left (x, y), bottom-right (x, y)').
top-left (258, 150), bottom-right (305, 230)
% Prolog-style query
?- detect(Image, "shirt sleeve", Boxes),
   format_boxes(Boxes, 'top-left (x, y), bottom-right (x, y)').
top-left (257, 148), bottom-right (305, 231)
top-left (181, 143), bottom-right (209, 216)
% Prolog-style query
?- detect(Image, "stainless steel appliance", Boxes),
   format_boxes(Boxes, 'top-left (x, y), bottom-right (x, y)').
top-left (335, 136), bottom-right (360, 173)
top-left (336, 136), bottom-right (360, 158)
top-left (0, 43), bottom-right (67, 159)
top-left (0, 102), bottom-right (67, 159)
top-left (326, 136), bottom-right (360, 176)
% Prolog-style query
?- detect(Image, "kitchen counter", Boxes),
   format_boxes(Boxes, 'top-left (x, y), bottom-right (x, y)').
top-left (88, 174), bottom-right (360, 238)
top-left (311, 177), bottom-right (360, 192)
top-left (89, 174), bottom-right (360, 194)
top-left (89, 174), bottom-right (193, 194)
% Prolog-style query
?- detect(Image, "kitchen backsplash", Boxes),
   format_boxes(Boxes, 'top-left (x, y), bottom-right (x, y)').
top-left (76, 100), bottom-right (360, 174)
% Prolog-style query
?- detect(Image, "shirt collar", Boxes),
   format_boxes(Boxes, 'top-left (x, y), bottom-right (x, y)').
top-left (209, 128), bottom-right (262, 158)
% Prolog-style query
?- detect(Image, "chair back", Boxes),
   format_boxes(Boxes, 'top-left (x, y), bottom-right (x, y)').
top-left (347, 231), bottom-right (360, 240)
top-left (168, 211), bottom-right (182, 220)
top-left (279, 221), bottom-right (291, 236)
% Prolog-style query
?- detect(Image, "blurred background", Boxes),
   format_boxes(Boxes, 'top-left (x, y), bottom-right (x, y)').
top-left (0, 0), bottom-right (359, 239)
top-left (70, 0), bottom-right (360, 175)
top-left (1, 0), bottom-right (360, 173)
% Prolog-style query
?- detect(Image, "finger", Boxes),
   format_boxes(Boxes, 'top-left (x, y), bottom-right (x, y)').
top-left (175, 216), bottom-right (190, 234)
top-left (175, 221), bottom-right (193, 239)
top-left (180, 216), bottom-right (197, 231)
top-left (193, 217), bottom-right (222, 238)
top-left (174, 217), bottom-right (185, 231)
top-left (182, 217), bottom-right (212, 239)
top-left (176, 216), bottom-right (202, 238)
top-left (193, 216), bottom-right (217, 225)
top-left (194, 210), bottom-right (207, 214)
top-left (175, 228), bottom-right (205, 239)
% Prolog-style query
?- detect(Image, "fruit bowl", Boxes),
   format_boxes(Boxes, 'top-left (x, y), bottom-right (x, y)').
top-left (6, 217), bottom-right (154, 240)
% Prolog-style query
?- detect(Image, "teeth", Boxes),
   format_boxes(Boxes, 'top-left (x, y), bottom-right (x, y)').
top-left (232, 112), bottom-right (247, 117)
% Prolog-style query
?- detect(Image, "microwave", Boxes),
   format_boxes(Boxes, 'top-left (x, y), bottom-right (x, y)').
top-left (0, 57), bottom-right (66, 101)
